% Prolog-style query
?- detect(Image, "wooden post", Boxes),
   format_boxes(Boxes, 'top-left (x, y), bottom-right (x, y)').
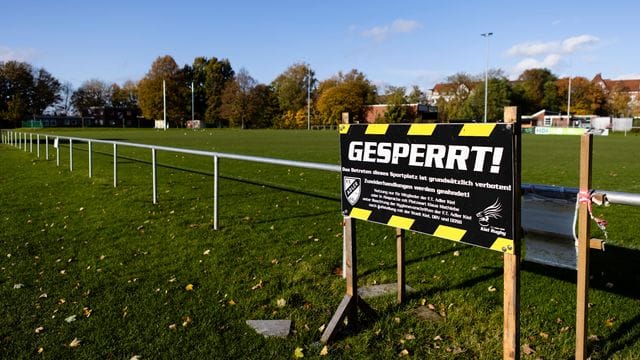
top-left (321, 216), bottom-right (376, 344)
top-left (503, 107), bottom-right (521, 360)
top-left (576, 134), bottom-right (593, 359)
top-left (396, 228), bottom-right (406, 304)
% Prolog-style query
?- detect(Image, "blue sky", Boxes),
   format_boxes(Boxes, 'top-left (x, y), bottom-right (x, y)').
top-left (2, 0), bottom-right (639, 92)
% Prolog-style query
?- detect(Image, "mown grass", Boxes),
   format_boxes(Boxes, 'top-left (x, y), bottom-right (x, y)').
top-left (1, 128), bottom-right (640, 359)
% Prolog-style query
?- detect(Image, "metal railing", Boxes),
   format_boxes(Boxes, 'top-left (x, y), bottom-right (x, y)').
top-left (3, 129), bottom-right (640, 229)
top-left (1, 130), bottom-right (340, 230)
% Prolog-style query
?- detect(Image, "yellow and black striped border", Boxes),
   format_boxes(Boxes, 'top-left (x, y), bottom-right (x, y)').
top-left (341, 123), bottom-right (497, 137)
top-left (348, 206), bottom-right (514, 254)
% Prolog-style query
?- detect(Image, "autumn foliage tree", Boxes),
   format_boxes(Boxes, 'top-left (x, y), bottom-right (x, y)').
top-left (316, 69), bottom-right (377, 124)
top-left (137, 55), bottom-right (188, 126)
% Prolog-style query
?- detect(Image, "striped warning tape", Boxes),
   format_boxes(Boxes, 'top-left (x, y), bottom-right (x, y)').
top-left (340, 123), bottom-right (497, 137)
top-left (348, 206), bottom-right (514, 254)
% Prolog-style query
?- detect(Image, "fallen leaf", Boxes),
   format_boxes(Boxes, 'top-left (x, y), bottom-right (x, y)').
top-left (79, 207), bottom-right (84, 211)
top-left (560, 326), bottom-right (570, 333)
top-left (228, 299), bottom-right (236, 305)
top-left (65, 315), bottom-right (77, 323)
top-left (69, 338), bottom-right (81, 348)
top-left (82, 307), bottom-right (92, 318)
top-left (13, 283), bottom-right (24, 289)
top-left (37, 347), bottom-right (44, 354)
top-left (130, 356), bottom-right (142, 360)
top-left (588, 334), bottom-right (600, 342)
top-left (605, 318), bottom-right (615, 327)
top-left (35, 326), bottom-right (45, 333)
top-left (428, 303), bottom-right (436, 311)
top-left (420, 298), bottom-right (426, 306)
top-left (276, 298), bottom-right (286, 308)
top-left (404, 334), bottom-right (416, 340)
top-left (182, 316), bottom-right (192, 327)
top-left (453, 251), bottom-right (460, 256)
top-left (294, 347), bottom-right (304, 358)
top-left (58, 298), bottom-right (66, 304)
top-left (39, 293), bottom-right (48, 298)
top-left (539, 331), bottom-right (549, 339)
top-left (488, 285), bottom-right (497, 292)
top-left (271, 258), bottom-right (279, 265)
top-left (606, 282), bottom-right (614, 289)
top-left (168, 324), bottom-right (177, 330)
top-left (318, 324), bottom-right (326, 333)
top-left (203, 249), bottom-right (210, 255)
top-left (319, 345), bottom-right (329, 356)
top-left (251, 280), bottom-right (263, 290)
top-left (522, 343), bottom-right (536, 355)
top-left (185, 284), bottom-right (194, 291)
top-left (394, 317), bottom-right (401, 324)
top-left (433, 335), bottom-right (443, 341)
top-left (399, 349), bottom-right (410, 357)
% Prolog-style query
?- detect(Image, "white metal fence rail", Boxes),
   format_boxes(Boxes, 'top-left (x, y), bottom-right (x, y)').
top-left (2, 129), bottom-right (640, 223)
top-left (1, 130), bottom-right (341, 230)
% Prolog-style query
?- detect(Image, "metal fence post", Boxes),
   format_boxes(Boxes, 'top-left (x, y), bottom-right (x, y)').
top-left (213, 155), bottom-right (219, 230)
top-left (113, 143), bottom-right (117, 187)
top-left (152, 147), bottom-right (157, 204)
top-left (69, 139), bottom-right (73, 172)
top-left (24, 133), bottom-right (27, 151)
top-left (56, 137), bottom-right (60, 166)
top-left (88, 140), bottom-right (92, 178)
top-left (45, 136), bottom-right (49, 160)
top-left (37, 134), bottom-right (40, 158)
top-left (30, 133), bottom-right (33, 152)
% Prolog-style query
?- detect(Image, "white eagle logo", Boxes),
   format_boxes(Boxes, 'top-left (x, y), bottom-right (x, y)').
top-left (476, 199), bottom-right (502, 227)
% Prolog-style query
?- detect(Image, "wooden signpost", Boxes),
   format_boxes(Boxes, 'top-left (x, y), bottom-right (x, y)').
top-left (576, 133), bottom-right (593, 359)
top-left (325, 120), bottom-right (522, 359)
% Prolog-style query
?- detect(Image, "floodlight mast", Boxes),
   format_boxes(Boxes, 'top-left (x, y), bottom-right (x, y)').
top-left (481, 32), bottom-right (493, 123)
top-left (163, 79), bottom-right (167, 130)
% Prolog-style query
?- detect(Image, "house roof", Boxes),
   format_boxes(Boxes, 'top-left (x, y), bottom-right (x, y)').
top-left (592, 73), bottom-right (640, 92)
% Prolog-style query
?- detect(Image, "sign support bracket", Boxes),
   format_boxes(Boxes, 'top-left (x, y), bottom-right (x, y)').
top-left (321, 217), bottom-right (376, 344)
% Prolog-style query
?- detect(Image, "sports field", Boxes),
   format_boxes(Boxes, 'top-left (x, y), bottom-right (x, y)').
top-left (1, 128), bottom-right (639, 359)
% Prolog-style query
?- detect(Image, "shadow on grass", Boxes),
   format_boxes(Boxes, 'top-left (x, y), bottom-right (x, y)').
top-left (85, 149), bottom-right (340, 203)
top-left (524, 245), bottom-right (640, 359)
top-left (523, 244), bottom-right (640, 299)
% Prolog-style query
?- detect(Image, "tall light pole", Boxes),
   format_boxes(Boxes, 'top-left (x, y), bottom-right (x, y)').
top-left (307, 64), bottom-right (311, 130)
top-left (567, 76), bottom-right (572, 125)
top-left (163, 79), bottom-right (167, 130)
top-left (191, 81), bottom-right (195, 129)
top-left (481, 32), bottom-right (493, 123)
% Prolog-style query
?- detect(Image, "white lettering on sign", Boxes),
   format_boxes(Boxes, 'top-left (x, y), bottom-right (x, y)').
top-left (347, 141), bottom-right (504, 174)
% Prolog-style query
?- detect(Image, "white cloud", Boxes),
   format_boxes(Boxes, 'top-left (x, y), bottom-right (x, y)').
top-left (362, 19), bottom-right (421, 42)
top-left (513, 54), bottom-right (562, 75)
top-left (561, 35), bottom-right (599, 53)
top-left (506, 34), bottom-right (599, 57)
top-left (0, 46), bottom-right (38, 62)
top-left (506, 35), bottom-right (600, 77)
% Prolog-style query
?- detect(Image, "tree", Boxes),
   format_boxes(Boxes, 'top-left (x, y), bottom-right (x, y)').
top-left (219, 68), bottom-right (256, 128)
top-left (607, 85), bottom-right (632, 117)
top-left (383, 86), bottom-right (408, 123)
top-left (32, 68), bottom-right (61, 116)
top-left (468, 75), bottom-right (513, 121)
top-left (557, 77), bottom-right (606, 116)
top-left (272, 63), bottom-right (316, 116)
top-left (0, 61), bottom-right (61, 126)
top-left (204, 58), bottom-right (234, 126)
top-left (246, 84), bottom-right (279, 128)
top-left (316, 69), bottom-right (377, 124)
top-left (436, 72), bottom-right (477, 122)
top-left (137, 55), bottom-right (188, 126)
top-left (407, 85), bottom-right (426, 103)
top-left (56, 81), bottom-right (74, 115)
top-left (110, 80), bottom-right (138, 109)
top-left (513, 68), bottom-right (557, 114)
top-left (71, 79), bottom-right (111, 116)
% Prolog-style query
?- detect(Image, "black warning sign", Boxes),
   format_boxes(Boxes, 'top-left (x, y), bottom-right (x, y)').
top-left (339, 123), bottom-right (518, 253)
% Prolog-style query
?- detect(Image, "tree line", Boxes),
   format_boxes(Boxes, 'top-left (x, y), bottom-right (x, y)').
top-left (1, 56), bottom-right (638, 128)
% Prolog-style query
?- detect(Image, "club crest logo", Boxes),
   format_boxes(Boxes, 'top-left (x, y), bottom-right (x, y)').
top-left (343, 177), bottom-right (362, 205)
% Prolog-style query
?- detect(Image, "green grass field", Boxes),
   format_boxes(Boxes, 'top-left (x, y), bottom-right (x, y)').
top-left (1, 128), bottom-right (640, 359)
